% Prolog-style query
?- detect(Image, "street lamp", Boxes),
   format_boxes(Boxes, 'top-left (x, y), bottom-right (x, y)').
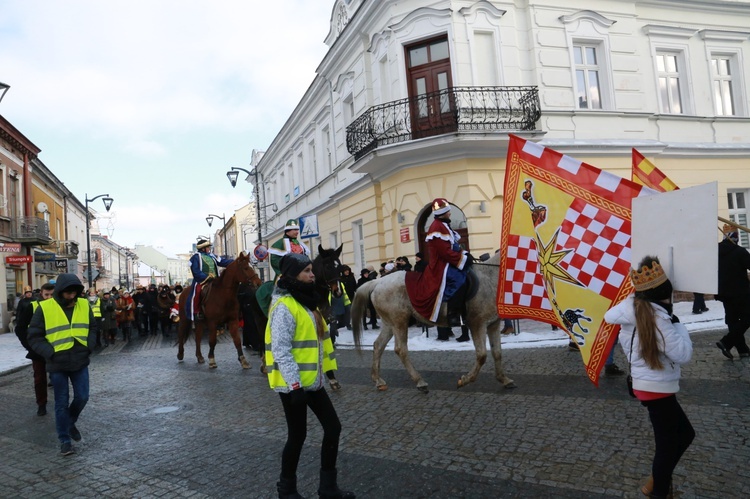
top-left (226, 166), bottom-right (277, 247)
top-left (0, 82), bottom-right (10, 103)
top-left (206, 213), bottom-right (227, 257)
top-left (85, 193), bottom-right (114, 289)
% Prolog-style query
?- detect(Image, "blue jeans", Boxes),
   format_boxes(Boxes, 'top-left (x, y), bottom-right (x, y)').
top-left (50, 366), bottom-right (90, 444)
top-left (605, 338), bottom-right (619, 366)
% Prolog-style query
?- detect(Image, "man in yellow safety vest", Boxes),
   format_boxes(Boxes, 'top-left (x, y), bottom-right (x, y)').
top-left (28, 273), bottom-right (98, 456)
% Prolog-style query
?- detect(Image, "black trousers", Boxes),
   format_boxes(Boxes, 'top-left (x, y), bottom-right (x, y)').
top-left (642, 395), bottom-right (695, 496)
top-left (278, 388), bottom-right (341, 479)
top-left (720, 299), bottom-right (750, 354)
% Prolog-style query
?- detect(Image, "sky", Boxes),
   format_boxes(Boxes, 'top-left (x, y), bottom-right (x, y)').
top-left (0, 0), bottom-right (334, 256)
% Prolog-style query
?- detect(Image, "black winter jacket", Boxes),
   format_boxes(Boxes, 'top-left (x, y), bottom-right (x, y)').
top-left (717, 239), bottom-right (750, 302)
top-left (27, 274), bottom-right (98, 373)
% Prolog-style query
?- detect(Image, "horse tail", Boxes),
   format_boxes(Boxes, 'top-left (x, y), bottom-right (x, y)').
top-left (351, 280), bottom-right (376, 353)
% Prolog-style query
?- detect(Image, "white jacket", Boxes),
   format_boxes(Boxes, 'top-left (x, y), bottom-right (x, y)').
top-left (604, 295), bottom-right (692, 394)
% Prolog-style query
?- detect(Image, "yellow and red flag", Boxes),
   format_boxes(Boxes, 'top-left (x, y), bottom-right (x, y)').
top-left (631, 149), bottom-right (679, 192)
top-left (498, 135), bottom-right (655, 385)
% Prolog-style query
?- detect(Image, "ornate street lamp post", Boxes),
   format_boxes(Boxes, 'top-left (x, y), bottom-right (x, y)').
top-left (85, 193), bottom-right (114, 289)
top-left (205, 213), bottom-right (227, 256)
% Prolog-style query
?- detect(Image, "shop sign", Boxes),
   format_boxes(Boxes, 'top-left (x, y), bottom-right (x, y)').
top-left (55, 259), bottom-right (68, 270)
top-left (6, 255), bottom-right (33, 264)
top-left (0, 243), bottom-right (22, 252)
top-left (399, 227), bottom-right (410, 243)
top-left (35, 252), bottom-right (56, 262)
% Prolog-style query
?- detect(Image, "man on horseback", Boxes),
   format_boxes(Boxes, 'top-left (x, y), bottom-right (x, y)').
top-left (269, 219), bottom-right (310, 279)
top-left (187, 238), bottom-right (233, 321)
top-left (405, 198), bottom-right (473, 326)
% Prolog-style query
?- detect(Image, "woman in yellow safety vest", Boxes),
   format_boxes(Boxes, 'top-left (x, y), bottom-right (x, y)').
top-left (265, 253), bottom-right (355, 499)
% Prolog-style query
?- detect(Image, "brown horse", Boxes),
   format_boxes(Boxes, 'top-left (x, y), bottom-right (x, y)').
top-left (177, 251), bottom-right (262, 369)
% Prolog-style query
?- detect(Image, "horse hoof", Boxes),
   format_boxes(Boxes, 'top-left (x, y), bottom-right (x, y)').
top-left (417, 385), bottom-right (429, 394)
top-left (328, 379), bottom-right (341, 391)
top-left (457, 378), bottom-right (465, 388)
top-left (504, 380), bottom-right (517, 389)
top-left (239, 356), bottom-right (251, 369)
top-left (208, 359), bottom-right (217, 369)
top-left (197, 358), bottom-right (205, 364)
top-left (376, 385), bottom-right (388, 392)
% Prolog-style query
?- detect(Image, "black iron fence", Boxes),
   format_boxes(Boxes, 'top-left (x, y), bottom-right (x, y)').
top-left (11, 216), bottom-right (51, 242)
top-left (346, 86), bottom-right (541, 159)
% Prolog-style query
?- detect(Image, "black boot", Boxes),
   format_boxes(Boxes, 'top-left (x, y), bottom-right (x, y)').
top-left (455, 325), bottom-right (470, 342)
top-left (277, 475), bottom-right (305, 499)
top-left (318, 468), bottom-right (355, 499)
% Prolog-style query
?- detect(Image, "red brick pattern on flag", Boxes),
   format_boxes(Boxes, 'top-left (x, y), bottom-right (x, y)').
top-left (502, 234), bottom-right (550, 311)
top-left (556, 199), bottom-right (631, 300)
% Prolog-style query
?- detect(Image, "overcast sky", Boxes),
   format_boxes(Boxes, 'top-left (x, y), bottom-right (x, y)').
top-left (0, 0), bottom-right (333, 256)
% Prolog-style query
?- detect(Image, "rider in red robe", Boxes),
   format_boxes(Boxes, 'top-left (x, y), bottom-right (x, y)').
top-left (405, 198), bottom-right (472, 324)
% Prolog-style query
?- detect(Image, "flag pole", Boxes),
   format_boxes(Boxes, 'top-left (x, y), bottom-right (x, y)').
top-left (718, 216), bottom-right (750, 234)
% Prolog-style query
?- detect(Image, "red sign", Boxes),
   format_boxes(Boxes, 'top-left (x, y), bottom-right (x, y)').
top-left (6, 255), bottom-right (32, 264)
top-left (399, 227), bottom-right (410, 243)
top-left (0, 243), bottom-right (22, 252)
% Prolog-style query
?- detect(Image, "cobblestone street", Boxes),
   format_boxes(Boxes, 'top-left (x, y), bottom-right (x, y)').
top-left (1, 329), bottom-right (748, 498)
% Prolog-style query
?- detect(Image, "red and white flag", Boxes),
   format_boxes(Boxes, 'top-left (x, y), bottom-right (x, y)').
top-left (498, 135), bottom-right (654, 384)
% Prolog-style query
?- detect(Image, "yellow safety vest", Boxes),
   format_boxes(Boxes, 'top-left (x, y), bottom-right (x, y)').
top-left (327, 284), bottom-right (351, 308)
top-left (265, 296), bottom-right (326, 389)
top-left (39, 298), bottom-right (90, 353)
top-left (322, 333), bottom-right (337, 373)
top-left (90, 298), bottom-right (101, 318)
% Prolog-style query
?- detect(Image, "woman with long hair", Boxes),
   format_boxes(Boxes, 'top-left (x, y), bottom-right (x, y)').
top-left (604, 256), bottom-right (694, 498)
top-left (266, 253), bottom-right (355, 499)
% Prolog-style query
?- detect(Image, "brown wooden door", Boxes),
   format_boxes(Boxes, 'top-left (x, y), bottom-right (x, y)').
top-left (406, 38), bottom-right (456, 139)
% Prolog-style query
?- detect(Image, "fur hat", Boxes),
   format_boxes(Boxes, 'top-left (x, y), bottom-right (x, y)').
top-left (284, 219), bottom-right (300, 231)
top-left (197, 238), bottom-right (211, 250)
top-left (23, 285), bottom-right (32, 293)
top-left (431, 198), bottom-right (451, 216)
top-left (280, 253), bottom-right (311, 278)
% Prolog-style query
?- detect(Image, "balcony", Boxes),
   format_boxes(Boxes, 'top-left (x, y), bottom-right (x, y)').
top-left (11, 217), bottom-right (52, 245)
top-left (346, 86), bottom-right (541, 160)
top-left (43, 240), bottom-right (80, 258)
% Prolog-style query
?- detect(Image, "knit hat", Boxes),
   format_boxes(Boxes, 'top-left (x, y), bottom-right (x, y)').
top-left (280, 253), bottom-right (311, 278)
top-left (284, 219), bottom-right (300, 231)
top-left (197, 238), bottom-right (211, 250)
top-left (431, 198), bottom-right (451, 216)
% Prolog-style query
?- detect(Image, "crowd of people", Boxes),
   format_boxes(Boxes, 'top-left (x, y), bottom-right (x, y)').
top-left (9, 203), bottom-right (750, 499)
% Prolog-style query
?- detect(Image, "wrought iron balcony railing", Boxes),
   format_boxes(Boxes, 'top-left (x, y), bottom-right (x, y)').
top-left (11, 216), bottom-right (52, 243)
top-left (346, 86), bottom-right (541, 159)
top-left (42, 240), bottom-right (80, 257)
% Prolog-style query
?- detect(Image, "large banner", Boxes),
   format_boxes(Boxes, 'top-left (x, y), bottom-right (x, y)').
top-left (497, 135), bottom-right (654, 384)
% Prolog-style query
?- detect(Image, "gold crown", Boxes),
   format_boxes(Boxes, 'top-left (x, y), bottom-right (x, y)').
top-left (630, 260), bottom-right (668, 292)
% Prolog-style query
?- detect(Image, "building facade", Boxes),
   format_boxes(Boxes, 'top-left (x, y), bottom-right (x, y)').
top-left (248, 0), bottom-right (750, 276)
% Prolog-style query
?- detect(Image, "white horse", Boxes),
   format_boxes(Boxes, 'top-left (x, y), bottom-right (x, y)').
top-left (351, 252), bottom-right (515, 393)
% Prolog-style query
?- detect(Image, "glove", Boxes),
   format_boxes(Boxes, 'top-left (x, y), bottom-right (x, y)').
top-left (464, 253), bottom-right (476, 268)
top-left (289, 388), bottom-right (307, 407)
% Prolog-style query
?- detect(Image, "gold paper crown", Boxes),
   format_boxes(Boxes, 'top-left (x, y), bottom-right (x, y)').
top-left (630, 260), bottom-right (668, 292)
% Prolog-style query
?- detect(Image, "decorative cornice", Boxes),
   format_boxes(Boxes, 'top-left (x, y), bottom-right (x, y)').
top-left (368, 30), bottom-right (391, 59)
top-left (458, 0), bottom-right (506, 20)
top-left (700, 29), bottom-right (750, 42)
top-left (389, 7), bottom-right (453, 34)
top-left (559, 10), bottom-right (616, 29)
top-left (642, 24), bottom-right (698, 39)
top-left (333, 71), bottom-right (355, 94)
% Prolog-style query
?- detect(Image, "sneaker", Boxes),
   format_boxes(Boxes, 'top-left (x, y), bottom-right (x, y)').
top-left (605, 364), bottom-right (625, 376)
top-left (700, 307), bottom-right (710, 313)
top-left (500, 326), bottom-right (514, 335)
top-left (60, 442), bottom-right (75, 456)
top-left (716, 341), bottom-right (734, 360)
top-left (69, 424), bottom-right (82, 442)
top-left (37, 404), bottom-right (47, 417)
top-left (371, 324), bottom-right (380, 330)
